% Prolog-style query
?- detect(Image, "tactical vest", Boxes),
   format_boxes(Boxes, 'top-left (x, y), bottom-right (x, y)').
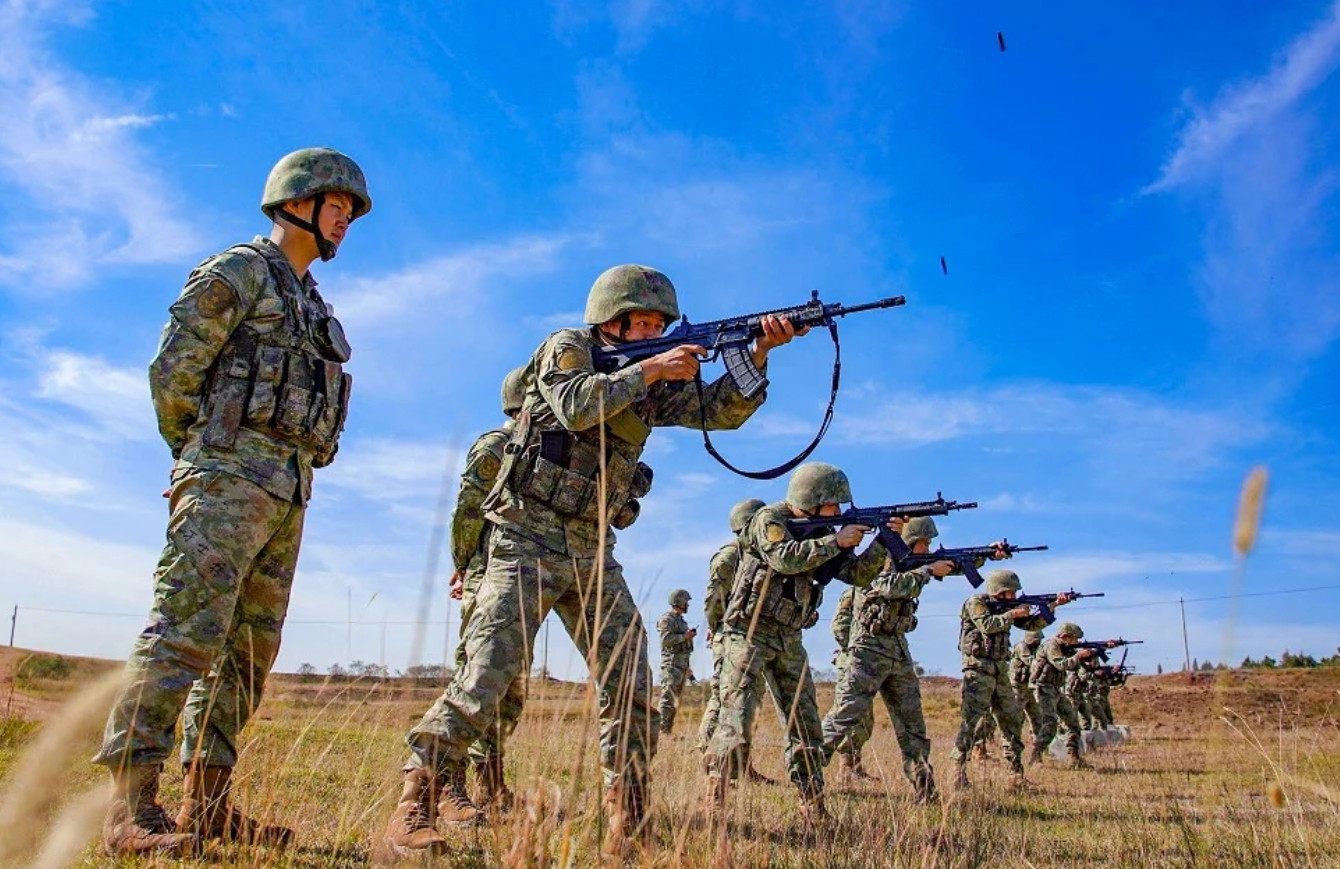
top-left (958, 596), bottom-right (1011, 660)
top-left (1029, 641), bottom-right (1072, 686)
top-left (724, 548), bottom-right (824, 633)
top-left (855, 594), bottom-right (919, 636)
top-left (1010, 645), bottom-right (1038, 686)
top-left (199, 244), bottom-right (351, 462)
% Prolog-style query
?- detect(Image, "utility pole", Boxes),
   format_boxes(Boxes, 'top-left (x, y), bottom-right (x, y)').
top-left (542, 619), bottom-right (550, 681)
top-left (8, 606), bottom-right (15, 646)
top-left (346, 586), bottom-right (352, 662)
top-left (1179, 596), bottom-right (1191, 673)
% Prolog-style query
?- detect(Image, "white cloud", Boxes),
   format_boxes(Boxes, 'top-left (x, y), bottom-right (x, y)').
top-left (35, 348), bottom-right (152, 439)
top-left (319, 437), bottom-right (463, 504)
top-left (0, 0), bottom-right (202, 290)
top-left (1143, 1), bottom-right (1340, 361)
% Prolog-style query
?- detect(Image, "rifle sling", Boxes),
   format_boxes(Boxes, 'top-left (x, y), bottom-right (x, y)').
top-left (691, 319), bottom-right (841, 480)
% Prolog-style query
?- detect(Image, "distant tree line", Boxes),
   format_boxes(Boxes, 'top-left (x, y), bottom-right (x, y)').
top-left (1239, 648), bottom-right (1340, 669)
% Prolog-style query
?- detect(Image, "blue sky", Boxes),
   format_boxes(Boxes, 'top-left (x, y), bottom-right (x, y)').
top-left (1, 0), bottom-right (1338, 682)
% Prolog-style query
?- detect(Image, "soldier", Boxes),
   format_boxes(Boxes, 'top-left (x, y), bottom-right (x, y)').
top-left (697, 498), bottom-right (776, 784)
top-left (1029, 622), bottom-right (1101, 769)
top-left (703, 462), bottom-right (900, 825)
top-left (381, 265), bottom-right (806, 859)
top-left (1066, 664), bottom-right (1095, 731)
top-left (951, 570), bottom-right (1072, 790)
top-left (823, 517), bottom-right (1005, 802)
top-left (1011, 630), bottom-right (1045, 751)
top-left (446, 367), bottom-right (528, 814)
top-left (91, 148), bottom-right (371, 855)
top-left (1091, 667), bottom-right (1119, 728)
top-left (657, 589), bottom-right (697, 737)
top-left (827, 586), bottom-right (876, 782)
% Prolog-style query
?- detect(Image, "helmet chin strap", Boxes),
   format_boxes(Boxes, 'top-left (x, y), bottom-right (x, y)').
top-left (275, 193), bottom-right (338, 261)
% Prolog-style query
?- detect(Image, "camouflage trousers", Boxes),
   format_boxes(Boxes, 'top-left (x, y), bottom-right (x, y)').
top-left (93, 468), bottom-right (302, 769)
top-left (658, 662), bottom-right (690, 734)
top-left (407, 528), bottom-right (657, 790)
top-left (826, 658), bottom-right (875, 760)
top-left (1093, 689), bottom-right (1114, 727)
top-left (952, 659), bottom-right (1025, 771)
top-left (1015, 680), bottom-right (1043, 742)
top-left (705, 629), bottom-right (824, 796)
top-left (453, 566), bottom-right (529, 768)
top-left (696, 635), bottom-right (771, 757)
top-left (1069, 688), bottom-right (1094, 730)
top-left (1034, 683), bottom-right (1082, 755)
top-left (822, 632), bottom-right (928, 787)
top-left (972, 710), bottom-right (997, 748)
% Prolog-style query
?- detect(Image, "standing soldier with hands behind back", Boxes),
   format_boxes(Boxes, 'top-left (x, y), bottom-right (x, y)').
top-left (658, 590), bottom-right (697, 737)
top-left (92, 149), bottom-right (370, 856)
top-left (382, 265), bottom-right (806, 860)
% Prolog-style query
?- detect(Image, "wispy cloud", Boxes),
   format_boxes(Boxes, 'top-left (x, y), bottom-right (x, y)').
top-left (1143, 1), bottom-right (1340, 362)
top-left (0, 0), bottom-right (202, 290)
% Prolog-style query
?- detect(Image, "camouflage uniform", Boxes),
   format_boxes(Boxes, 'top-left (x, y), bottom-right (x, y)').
top-left (1091, 672), bottom-right (1116, 727)
top-left (822, 563), bottom-right (943, 797)
top-left (1030, 637), bottom-right (1086, 757)
top-left (451, 425), bottom-right (527, 770)
top-left (697, 537), bottom-right (772, 755)
top-left (1066, 666), bottom-right (1095, 731)
top-left (1010, 636), bottom-right (1044, 743)
top-left (825, 587), bottom-right (874, 766)
top-left (657, 602), bottom-right (693, 734)
top-left (94, 235), bottom-right (354, 772)
top-left (404, 317), bottom-right (765, 803)
top-left (704, 501), bottom-right (890, 798)
top-left (951, 593), bottom-right (1051, 773)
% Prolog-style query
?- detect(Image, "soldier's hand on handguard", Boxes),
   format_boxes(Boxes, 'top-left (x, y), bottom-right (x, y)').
top-left (836, 524), bottom-right (869, 549)
top-left (885, 516), bottom-right (906, 535)
top-left (686, 627), bottom-right (698, 640)
top-left (990, 541), bottom-right (1012, 560)
top-left (449, 570), bottom-right (465, 601)
top-left (642, 344), bottom-right (707, 384)
top-left (751, 315), bottom-right (809, 368)
top-left (1054, 592), bottom-right (1076, 606)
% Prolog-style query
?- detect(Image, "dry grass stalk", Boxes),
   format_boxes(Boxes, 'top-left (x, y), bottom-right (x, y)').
top-left (26, 786), bottom-right (106, 869)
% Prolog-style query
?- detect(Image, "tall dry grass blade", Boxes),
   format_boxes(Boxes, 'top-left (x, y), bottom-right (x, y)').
top-left (0, 667), bottom-right (120, 864)
top-left (27, 785), bottom-right (107, 869)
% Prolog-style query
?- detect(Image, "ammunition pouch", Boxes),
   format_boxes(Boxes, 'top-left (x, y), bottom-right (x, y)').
top-left (508, 427), bottom-right (643, 525)
top-left (724, 553), bottom-right (821, 633)
top-left (959, 623), bottom-right (1009, 660)
top-left (856, 597), bottom-right (919, 636)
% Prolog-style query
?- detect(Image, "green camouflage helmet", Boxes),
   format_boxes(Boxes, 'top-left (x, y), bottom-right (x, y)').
top-left (1056, 622), bottom-right (1084, 640)
top-left (985, 569), bottom-right (1022, 595)
top-left (729, 498), bottom-right (767, 533)
top-left (669, 589), bottom-right (691, 608)
top-left (901, 516), bottom-right (939, 544)
top-left (261, 148), bottom-right (371, 220)
top-left (1025, 630), bottom-right (1044, 644)
top-left (501, 366), bottom-right (527, 416)
top-left (583, 265), bottom-right (680, 325)
top-left (786, 462), bottom-right (852, 512)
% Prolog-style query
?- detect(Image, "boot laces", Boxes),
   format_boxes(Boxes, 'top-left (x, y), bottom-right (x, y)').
top-left (134, 775), bottom-right (176, 833)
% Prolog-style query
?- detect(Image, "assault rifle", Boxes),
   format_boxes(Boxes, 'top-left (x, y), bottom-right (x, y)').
top-left (1075, 638), bottom-right (1143, 662)
top-left (591, 290), bottom-right (905, 399)
top-left (983, 589), bottom-right (1105, 625)
top-left (899, 540), bottom-right (1048, 589)
top-left (787, 494), bottom-right (978, 562)
top-left (594, 290), bottom-right (905, 480)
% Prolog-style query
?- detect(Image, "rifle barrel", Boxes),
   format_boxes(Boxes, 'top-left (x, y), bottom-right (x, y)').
top-left (835, 296), bottom-right (906, 315)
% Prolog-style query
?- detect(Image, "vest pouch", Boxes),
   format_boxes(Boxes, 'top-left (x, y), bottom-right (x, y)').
top-left (201, 353), bottom-right (252, 449)
top-left (520, 452), bottom-right (562, 503)
top-left (309, 360), bottom-right (345, 445)
top-left (274, 383), bottom-right (316, 439)
top-left (245, 345), bottom-right (286, 427)
top-left (724, 554), bottom-right (766, 629)
top-left (549, 465), bottom-right (594, 515)
top-left (770, 597), bottom-right (804, 630)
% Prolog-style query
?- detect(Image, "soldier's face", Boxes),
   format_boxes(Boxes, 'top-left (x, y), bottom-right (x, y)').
top-left (814, 503), bottom-right (841, 517)
top-left (995, 589), bottom-right (1017, 601)
top-left (910, 539), bottom-right (931, 554)
top-left (317, 193), bottom-right (356, 246)
top-left (621, 310), bottom-right (669, 341)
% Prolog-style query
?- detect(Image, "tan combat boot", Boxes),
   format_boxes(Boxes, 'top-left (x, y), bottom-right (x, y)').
top-left (601, 776), bottom-right (647, 855)
top-left (701, 774), bottom-right (729, 828)
top-left (973, 741), bottom-right (993, 761)
top-left (1027, 743), bottom-right (1047, 766)
top-left (953, 762), bottom-right (971, 792)
top-left (838, 752), bottom-right (876, 782)
top-left (472, 756), bottom-right (515, 813)
top-left (101, 765), bottom-right (196, 856)
top-left (797, 790), bottom-right (831, 829)
top-left (380, 768), bottom-right (447, 859)
top-left (745, 763), bottom-right (777, 785)
top-left (177, 764), bottom-right (293, 847)
top-left (911, 764), bottom-right (939, 805)
top-left (1068, 750), bottom-right (1093, 771)
top-left (438, 764), bottom-right (485, 826)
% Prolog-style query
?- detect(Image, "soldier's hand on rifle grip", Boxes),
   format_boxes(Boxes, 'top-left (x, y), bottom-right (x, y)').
top-left (929, 560), bottom-right (955, 578)
top-left (449, 570), bottom-right (465, 601)
top-left (686, 627), bottom-right (698, 640)
top-left (1009, 605), bottom-right (1032, 620)
top-left (1077, 648), bottom-right (1097, 660)
top-left (642, 344), bottom-right (708, 385)
top-left (990, 541), bottom-right (1011, 560)
top-left (836, 524), bottom-right (869, 549)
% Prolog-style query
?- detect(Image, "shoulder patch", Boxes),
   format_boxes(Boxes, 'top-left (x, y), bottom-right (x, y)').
top-left (195, 280), bottom-right (238, 318)
top-left (765, 522), bottom-right (786, 543)
top-left (556, 346), bottom-right (587, 371)
top-left (475, 452), bottom-right (502, 482)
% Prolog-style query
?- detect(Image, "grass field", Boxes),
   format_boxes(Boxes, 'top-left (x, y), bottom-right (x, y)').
top-left (1, 646), bottom-right (1338, 868)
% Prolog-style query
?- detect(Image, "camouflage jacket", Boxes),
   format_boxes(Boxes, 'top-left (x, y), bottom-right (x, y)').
top-left (958, 594), bottom-right (1051, 666)
top-left (450, 424), bottom-right (513, 592)
top-left (1030, 637), bottom-right (1088, 687)
top-left (705, 539), bottom-right (742, 634)
top-left (658, 610), bottom-right (693, 667)
top-left (852, 559), bottom-right (946, 638)
top-left (151, 237), bottom-right (351, 504)
top-left (487, 328), bottom-right (764, 556)
top-left (831, 587), bottom-right (855, 669)
top-left (725, 501), bottom-right (890, 637)
top-left (1009, 639), bottom-right (1041, 687)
